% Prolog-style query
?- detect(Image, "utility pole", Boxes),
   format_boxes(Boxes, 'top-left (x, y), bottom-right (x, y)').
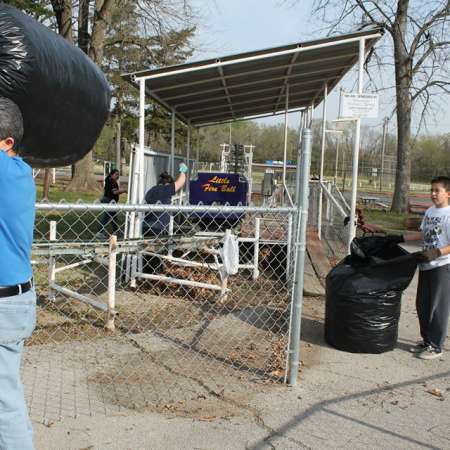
top-left (379, 117), bottom-right (388, 192)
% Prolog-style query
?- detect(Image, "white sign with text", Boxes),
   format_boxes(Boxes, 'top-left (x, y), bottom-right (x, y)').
top-left (341, 93), bottom-right (379, 119)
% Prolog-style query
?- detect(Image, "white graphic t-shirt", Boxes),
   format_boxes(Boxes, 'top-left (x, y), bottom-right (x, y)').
top-left (420, 205), bottom-right (450, 271)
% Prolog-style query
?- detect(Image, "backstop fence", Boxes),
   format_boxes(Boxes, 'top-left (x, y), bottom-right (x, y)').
top-left (27, 202), bottom-right (299, 421)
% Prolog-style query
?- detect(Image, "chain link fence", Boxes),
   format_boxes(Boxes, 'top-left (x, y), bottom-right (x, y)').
top-left (308, 181), bottom-right (350, 263)
top-left (321, 182), bottom-right (351, 263)
top-left (26, 203), bottom-right (297, 421)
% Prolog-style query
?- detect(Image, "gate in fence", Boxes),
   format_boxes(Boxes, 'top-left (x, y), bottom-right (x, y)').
top-left (308, 181), bottom-right (351, 262)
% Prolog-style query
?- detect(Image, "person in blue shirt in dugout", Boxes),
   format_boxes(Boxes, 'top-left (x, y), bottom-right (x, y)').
top-left (0, 97), bottom-right (36, 450)
top-left (143, 162), bottom-right (188, 236)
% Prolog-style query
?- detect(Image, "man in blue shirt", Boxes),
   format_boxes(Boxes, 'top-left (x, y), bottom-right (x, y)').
top-left (0, 97), bottom-right (36, 450)
top-left (143, 163), bottom-right (188, 235)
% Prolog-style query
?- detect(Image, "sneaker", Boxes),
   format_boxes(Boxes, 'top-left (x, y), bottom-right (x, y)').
top-left (409, 341), bottom-right (429, 353)
top-left (416, 346), bottom-right (443, 360)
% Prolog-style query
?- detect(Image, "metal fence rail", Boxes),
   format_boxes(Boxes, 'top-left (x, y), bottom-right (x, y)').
top-left (27, 202), bottom-right (298, 421)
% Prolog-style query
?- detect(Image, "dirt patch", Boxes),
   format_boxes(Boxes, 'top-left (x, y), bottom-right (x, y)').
top-left (84, 335), bottom-right (264, 420)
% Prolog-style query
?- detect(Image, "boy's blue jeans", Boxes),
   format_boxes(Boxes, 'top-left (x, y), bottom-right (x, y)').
top-left (0, 288), bottom-right (36, 450)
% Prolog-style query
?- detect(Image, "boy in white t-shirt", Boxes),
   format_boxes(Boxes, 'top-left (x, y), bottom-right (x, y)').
top-left (389, 176), bottom-right (450, 360)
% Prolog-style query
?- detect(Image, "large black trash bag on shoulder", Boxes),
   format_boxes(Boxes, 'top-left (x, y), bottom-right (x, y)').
top-left (325, 236), bottom-right (417, 354)
top-left (0, 5), bottom-right (110, 167)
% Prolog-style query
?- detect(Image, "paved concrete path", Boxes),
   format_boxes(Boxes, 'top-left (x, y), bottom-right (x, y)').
top-left (34, 246), bottom-right (450, 450)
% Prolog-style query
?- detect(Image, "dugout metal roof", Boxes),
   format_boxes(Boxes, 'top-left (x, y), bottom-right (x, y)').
top-left (122, 26), bottom-right (383, 127)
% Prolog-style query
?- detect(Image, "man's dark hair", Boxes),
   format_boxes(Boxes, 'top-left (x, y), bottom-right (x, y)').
top-left (104, 169), bottom-right (119, 184)
top-left (0, 97), bottom-right (24, 151)
top-left (431, 176), bottom-right (450, 191)
top-left (159, 171), bottom-right (174, 185)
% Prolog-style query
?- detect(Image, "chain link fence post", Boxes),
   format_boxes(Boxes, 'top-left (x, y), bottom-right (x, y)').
top-left (48, 220), bottom-right (57, 302)
top-left (288, 127), bottom-right (312, 385)
top-left (106, 234), bottom-right (117, 331)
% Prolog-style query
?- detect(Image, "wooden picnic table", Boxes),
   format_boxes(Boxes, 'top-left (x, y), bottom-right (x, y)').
top-left (360, 196), bottom-right (380, 205)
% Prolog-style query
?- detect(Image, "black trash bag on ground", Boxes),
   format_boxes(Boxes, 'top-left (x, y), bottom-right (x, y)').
top-left (0, 4), bottom-right (110, 167)
top-left (325, 236), bottom-right (418, 354)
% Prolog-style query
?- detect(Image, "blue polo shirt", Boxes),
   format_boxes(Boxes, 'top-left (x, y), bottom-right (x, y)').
top-left (0, 151), bottom-right (35, 285)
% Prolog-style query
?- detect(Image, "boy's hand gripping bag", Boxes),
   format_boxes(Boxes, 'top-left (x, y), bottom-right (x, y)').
top-left (325, 236), bottom-right (418, 353)
top-left (0, 4), bottom-right (111, 167)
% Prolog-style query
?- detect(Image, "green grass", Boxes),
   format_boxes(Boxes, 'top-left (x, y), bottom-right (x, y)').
top-left (35, 183), bottom-right (414, 238)
top-left (34, 184), bottom-right (125, 241)
top-left (36, 184), bottom-right (127, 203)
top-left (36, 185), bottom-right (100, 203)
top-left (362, 209), bottom-right (409, 233)
top-left (34, 210), bottom-right (126, 241)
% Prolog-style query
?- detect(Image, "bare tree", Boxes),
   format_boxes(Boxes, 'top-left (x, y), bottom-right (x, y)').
top-left (64, 0), bottom-right (116, 192)
top-left (42, 0), bottom-right (75, 200)
top-left (306, 0), bottom-right (450, 212)
top-left (65, 0), bottom-right (195, 192)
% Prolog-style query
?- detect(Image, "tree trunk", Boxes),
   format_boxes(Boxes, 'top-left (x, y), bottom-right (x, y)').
top-left (43, 168), bottom-right (51, 201)
top-left (69, 151), bottom-right (101, 191)
top-left (49, 0), bottom-right (73, 192)
top-left (78, 0), bottom-right (90, 53)
top-left (391, 0), bottom-right (412, 213)
top-left (88, 0), bottom-right (115, 64)
top-left (51, 0), bottom-right (73, 42)
top-left (69, 0), bottom-right (89, 181)
top-left (66, 0), bottom-right (115, 193)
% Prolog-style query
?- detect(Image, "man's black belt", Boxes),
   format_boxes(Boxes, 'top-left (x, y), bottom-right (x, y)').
top-left (0, 280), bottom-right (33, 298)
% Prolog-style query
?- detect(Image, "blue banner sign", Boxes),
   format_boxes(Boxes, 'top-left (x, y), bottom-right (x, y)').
top-left (189, 172), bottom-right (248, 206)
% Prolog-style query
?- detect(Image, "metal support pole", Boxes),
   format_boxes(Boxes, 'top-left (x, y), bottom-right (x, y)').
top-left (130, 78), bottom-right (146, 287)
top-left (309, 101), bottom-right (315, 127)
top-left (186, 125), bottom-right (191, 199)
top-left (282, 85), bottom-right (289, 205)
top-left (286, 213), bottom-right (293, 280)
top-left (294, 111), bottom-right (304, 205)
top-left (288, 127), bottom-right (312, 386)
top-left (194, 128), bottom-right (200, 175)
top-left (253, 218), bottom-right (260, 279)
top-left (130, 78), bottom-right (146, 207)
top-left (347, 38), bottom-right (365, 252)
top-left (380, 117), bottom-right (387, 192)
top-left (171, 110), bottom-right (176, 177)
top-left (334, 139), bottom-right (340, 185)
top-left (138, 80), bottom-right (146, 204)
top-left (317, 83), bottom-right (328, 239)
top-left (106, 234), bottom-right (117, 331)
top-left (116, 120), bottom-right (121, 172)
top-left (48, 221), bottom-right (56, 301)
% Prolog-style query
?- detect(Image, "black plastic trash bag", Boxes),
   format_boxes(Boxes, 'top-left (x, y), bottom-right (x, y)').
top-left (325, 236), bottom-right (418, 354)
top-left (0, 4), bottom-right (110, 167)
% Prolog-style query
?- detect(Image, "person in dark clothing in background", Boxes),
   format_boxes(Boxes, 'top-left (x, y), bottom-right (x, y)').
top-left (97, 169), bottom-right (127, 238)
top-left (143, 162), bottom-right (188, 236)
